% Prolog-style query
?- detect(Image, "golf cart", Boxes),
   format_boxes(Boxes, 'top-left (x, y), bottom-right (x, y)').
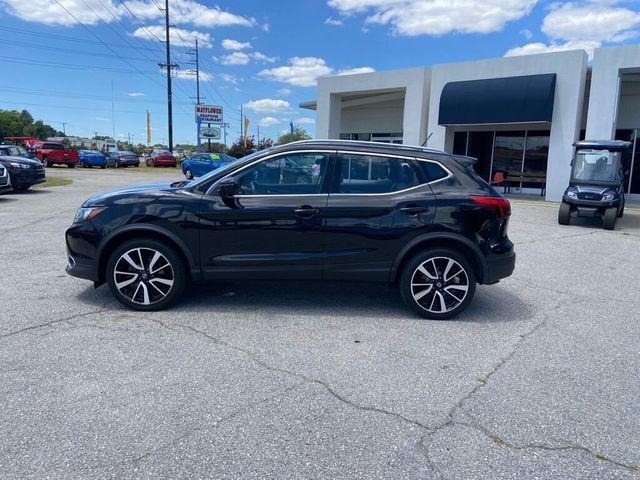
top-left (558, 140), bottom-right (631, 230)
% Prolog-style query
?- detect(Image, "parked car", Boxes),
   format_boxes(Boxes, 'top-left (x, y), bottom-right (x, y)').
top-left (0, 164), bottom-right (12, 194)
top-left (147, 150), bottom-right (177, 168)
top-left (0, 154), bottom-right (46, 191)
top-left (78, 150), bottom-right (107, 169)
top-left (33, 142), bottom-right (78, 168)
top-left (181, 152), bottom-right (236, 179)
top-left (65, 140), bottom-right (515, 319)
top-left (107, 151), bottom-right (140, 168)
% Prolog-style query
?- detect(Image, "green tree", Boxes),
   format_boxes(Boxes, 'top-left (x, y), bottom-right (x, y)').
top-left (257, 137), bottom-right (274, 151)
top-left (227, 136), bottom-right (256, 158)
top-left (277, 127), bottom-right (311, 145)
top-left (0, 109), bottom-right (61, 140)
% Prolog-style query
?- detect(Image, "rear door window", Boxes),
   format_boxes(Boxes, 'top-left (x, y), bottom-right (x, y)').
top-left (336, 153), bottom-right (420, 194)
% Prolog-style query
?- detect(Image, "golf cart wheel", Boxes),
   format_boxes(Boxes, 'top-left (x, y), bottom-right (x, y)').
top-left (558, 202), bottom-right (571, 225)
top-left (618, 201), bottom-right (624, 218)
top-left (400, 248), bottom-right (476, 320)
top-left (185, 169), bottom-right (193, 180)
top-left (603, 207), bottom-right (617, 230)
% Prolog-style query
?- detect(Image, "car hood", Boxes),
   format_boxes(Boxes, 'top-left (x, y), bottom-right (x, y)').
top-left (0, 155), bottom-right (42, 167)
top-left (82, 182), bottom-right (182, 207)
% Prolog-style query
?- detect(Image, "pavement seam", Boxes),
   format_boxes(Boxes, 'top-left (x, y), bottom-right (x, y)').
top-left (0, 308), bottom-right (109, 340)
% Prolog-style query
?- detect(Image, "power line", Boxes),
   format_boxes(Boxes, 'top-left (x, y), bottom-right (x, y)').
top-left (0, 99), bottom-right (193, 116)
top-left (0, 55), bottom-right (159, 74)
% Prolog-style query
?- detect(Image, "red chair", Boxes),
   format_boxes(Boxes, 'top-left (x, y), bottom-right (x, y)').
top-left (490, 171), bottom-right (507, 192)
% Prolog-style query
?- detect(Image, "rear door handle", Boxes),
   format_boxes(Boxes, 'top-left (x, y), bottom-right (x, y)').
top-left (399, 206), bottom-right (430, 215)
top-left (293, 206), bottom-right (321, 218)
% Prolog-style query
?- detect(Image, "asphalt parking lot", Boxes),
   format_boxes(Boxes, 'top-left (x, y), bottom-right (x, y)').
top-left (1, 167), bottom-right (639, 479)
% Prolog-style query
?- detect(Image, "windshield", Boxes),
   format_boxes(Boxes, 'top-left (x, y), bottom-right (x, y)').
top-left (0, 146), bottom-right (30, 158)
top-left (572, 149), bottom-right (622, 183)
top-left (187, 148), bottom-right (274, 192)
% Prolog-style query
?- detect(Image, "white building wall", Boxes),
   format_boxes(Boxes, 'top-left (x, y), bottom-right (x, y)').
top-left (340, 101), bottom-right (404, 134)
top-left (426, 50), bottom-right (588, 201)
top-left (586, 45), bottom-right (640, 138)
top-left (315, 68), bottom-right (430, 146)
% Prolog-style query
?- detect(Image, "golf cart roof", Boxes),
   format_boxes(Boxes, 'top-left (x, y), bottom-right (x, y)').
top-left (573, 140), bottom-right (631, 150)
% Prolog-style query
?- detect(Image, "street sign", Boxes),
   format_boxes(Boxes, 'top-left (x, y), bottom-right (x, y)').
top-left (195, 104), bottom-right (223, 124)
top-left (199, 126), bottom-right (221, 140)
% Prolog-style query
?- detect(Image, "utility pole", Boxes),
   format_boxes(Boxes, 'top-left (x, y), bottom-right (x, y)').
top-left (159, 0), bottom-right (178, 154)
top-left (257, 124), bottom-right (260, 146)
top-left (222, 122), bottom-right (229, 148)
top-left (111, 80), bottom-right (115, 139)
top-left (187, 39), bottom-right (203, 150)
top-left (62, 122), bottom-right (67, 136)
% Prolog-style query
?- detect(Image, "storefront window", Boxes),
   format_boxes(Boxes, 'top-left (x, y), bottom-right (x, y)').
top-left (492, 131), bottom-right (525, 174)
top-left (523, 131), bottom-right (550, 173)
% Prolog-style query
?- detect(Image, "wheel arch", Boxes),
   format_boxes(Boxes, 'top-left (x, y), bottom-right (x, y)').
top-left (96, 225), bottom-right (200, 284)
top-left (389, 233), bottom-right (487, 285)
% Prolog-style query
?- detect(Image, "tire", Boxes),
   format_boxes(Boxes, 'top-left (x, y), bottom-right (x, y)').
top-left (115, 161), bottom-right (120, 169)
top-left (100, 165), bottom-right (106, 169)
top-left (603, 207), bottom-right (617, 230)
top-left (106, 239), bottom-right (187, 311)
top-left (68, 164), bottom-right (75, 169)
top-left (400, 248), bottom-right (476, 320)
top-left (558, 202), bottom-right (571, 225)
top-left (42, 157), bottom-right (49, 168)
top-left (618, 200), bottom-right (624, 218)
top-left (185, 169), bottom-right (193, 180)
top-left (13, 184), bottom-right (30, 192)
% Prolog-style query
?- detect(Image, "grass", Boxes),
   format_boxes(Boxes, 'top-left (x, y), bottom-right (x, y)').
top-left (33, 177), bottom-right (73, 188)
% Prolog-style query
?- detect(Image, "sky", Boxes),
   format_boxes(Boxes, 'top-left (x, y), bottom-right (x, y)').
top-left (0, 0), bottom-right (639, 146)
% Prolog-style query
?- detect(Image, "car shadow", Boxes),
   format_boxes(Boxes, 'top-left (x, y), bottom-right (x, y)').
top-left (75, 280), bottom-right (530, 324)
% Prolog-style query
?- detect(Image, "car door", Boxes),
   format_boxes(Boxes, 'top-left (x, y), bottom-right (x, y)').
top-left (323, 151), bottom-right (437, 282)
top-left (198, 150), bottom-right (333, 280)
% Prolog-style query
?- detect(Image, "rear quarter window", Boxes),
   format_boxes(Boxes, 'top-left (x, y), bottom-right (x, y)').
top-left (419, 160), bottom-right (450, 182)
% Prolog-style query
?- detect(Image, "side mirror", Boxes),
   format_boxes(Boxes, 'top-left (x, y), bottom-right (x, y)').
top-left (217, 178), bottom-right (238, 198)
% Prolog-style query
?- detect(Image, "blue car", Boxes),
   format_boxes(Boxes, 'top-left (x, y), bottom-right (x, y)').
top-left (78, 150), bottom-right (107, 169)
top-left (181, 152), bottom-right (236, 179)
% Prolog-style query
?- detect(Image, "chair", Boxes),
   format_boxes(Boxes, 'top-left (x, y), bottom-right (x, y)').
top-left (490, 171), bottom-right (506, 192)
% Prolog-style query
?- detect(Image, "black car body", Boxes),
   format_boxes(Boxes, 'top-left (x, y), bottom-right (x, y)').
top-left (66, 140), bottom-right (515, 319)
top-left (0, 164), bottom-right (12, 194)
top-left (559, 140), bottom-right (631, 230)
top-left (107, 151), bottom-right (140, 168)
top-left (0, 154), bottom-right (46, 191)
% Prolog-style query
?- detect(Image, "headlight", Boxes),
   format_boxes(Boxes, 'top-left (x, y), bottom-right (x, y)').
top-left (9, 162), bottom-right (30, 169)
top-left (567, 190), bottom-right (578, 199)
top-left (73, 207), bottom-right (105, 224)
top-left (602, 193), bottom-right (614, 201)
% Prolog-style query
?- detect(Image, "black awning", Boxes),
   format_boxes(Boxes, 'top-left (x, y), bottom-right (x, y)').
top-left (438, 73), bottom-right (556, 126)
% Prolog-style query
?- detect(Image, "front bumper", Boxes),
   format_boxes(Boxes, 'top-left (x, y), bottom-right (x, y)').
top-left (8, 166), bottom-right (46, 188)
top-left (65, 223), bottom-right (100, 282)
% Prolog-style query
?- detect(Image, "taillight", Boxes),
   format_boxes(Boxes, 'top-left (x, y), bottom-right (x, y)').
top-left (470, 195), bottom-right (511, 219)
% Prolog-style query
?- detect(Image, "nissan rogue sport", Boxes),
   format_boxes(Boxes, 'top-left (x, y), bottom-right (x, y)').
top-left (65, 140), bottom-right (515, 319)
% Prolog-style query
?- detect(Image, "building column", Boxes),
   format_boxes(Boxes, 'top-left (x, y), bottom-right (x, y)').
top-left (316, 92), bottom-right (342, 140)
top-left (402, 70), bottom-right (430, 146)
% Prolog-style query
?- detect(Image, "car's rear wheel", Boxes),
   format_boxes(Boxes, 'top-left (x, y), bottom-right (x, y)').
top-left (603, 207), bottom-right (617, 230)
top-left (106, 239), bottom-right (186, 311)
top-left (68, 164), bottom-right (75, 169)
top-left (42, 157), bottom-right (49, 167)
top-left (185, 168), bottom-right (193, 180)
top-left (558, 202), bottom-right (571, 225)
top-left (400, 248), bottom-right (476, 320)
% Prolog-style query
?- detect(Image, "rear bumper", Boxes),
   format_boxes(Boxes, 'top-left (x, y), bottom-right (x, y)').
top-left (483, 250), bottom-right (516, 285)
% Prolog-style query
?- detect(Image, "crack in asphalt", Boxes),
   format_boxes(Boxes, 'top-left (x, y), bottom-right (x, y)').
top-left (516, 231), bottom-right (598, 245)
top-left (0, 308), bottom-right (109, 340)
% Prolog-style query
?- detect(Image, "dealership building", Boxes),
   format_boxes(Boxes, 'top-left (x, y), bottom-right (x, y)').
top-left (301, 45), bottom-right (640, 201)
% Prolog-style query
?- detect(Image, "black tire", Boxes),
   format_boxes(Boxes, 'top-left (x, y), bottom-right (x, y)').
top-left (68, 164), bottom-right (75, 169)
top-left (400, 248), bottom-right (476, 320)
top-left (42, 157), bottom-right (49, 167)
top-left (106, 239), bottom-right (187, 311)
top-left (100, 165), bottom-right (106, 169)
top-left (618, 200), bottom-right (624, 218)
top-left (185, 169), bottom-right (193, 180)
top-left (603, 207), bottom-right (617, 230)
top-left (13, 184), bottom-right (30, 191)
top-left (558, 202), bottom-right (571, 225)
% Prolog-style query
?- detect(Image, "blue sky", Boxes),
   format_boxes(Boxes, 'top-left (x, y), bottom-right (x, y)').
top-left (0, 0), bottom-right (639, 146)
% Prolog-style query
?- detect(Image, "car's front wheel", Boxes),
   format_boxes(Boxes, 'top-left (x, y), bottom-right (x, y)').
top-left (400, 248), bottom-right (476, 320)
top-left (184, 168), bottom-right (193, 179)
top-left (106, 239), bottom-right (186, 311)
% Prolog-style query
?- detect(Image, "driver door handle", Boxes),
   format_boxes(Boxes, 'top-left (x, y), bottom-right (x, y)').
top-left (399, 206), bottom-right (430, 215)
top-left (293, 206), bottom-right (321, 218)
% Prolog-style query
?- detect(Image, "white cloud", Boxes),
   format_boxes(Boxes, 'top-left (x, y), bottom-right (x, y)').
top-left (245, 99), bottom-right (291, 113)
top-left (542, 2), bottom-right (640, 43)
top-left (251, 51), bottom-right (277, 63)
top-left (214, 73), bottom-right (239, 84)
top-left (327, 0), bottom-right (538, 36)
top-left (520, 29), bottom-right (533, 40)
top-left (132, 25), bottom-right (212, 47)
top-left (325, 16), bottom-right (344, 26)
top-left (276, 88), bottom-right (293, 96)
top-left (123, 0), bottom-right (255, 28)
top-left (336, 66), bottom-right (376, 76)
top-left (258, 117), bottom-right (281, 127)
top-left (505, 40), bottom-right (601, 60)
top-left (95, 117), bottom-right (110, 121)
top-left (295, 117), bottom-right (316, 125)
top-left (220, 52), bottom-right (250, 65)
top-left (221, 38), bottom-right (252, 50)
top-left (127, 92), bottom-right (145, 97)
top-left (259, 57), bottom-right (375, 87)
top-left (0, 0), bottom-right (123, 26)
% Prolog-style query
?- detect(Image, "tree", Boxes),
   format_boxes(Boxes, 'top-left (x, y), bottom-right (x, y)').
top-left (277, 127), bottom-right (311, 145)
top-left (0, 109), bottom-right (61, 140)
top-left (257, 137), bottom-right (274, 151)
top-left (227, 136), bottom-right (256, 158)
top-left (200, 142), bottom-right (226, 153)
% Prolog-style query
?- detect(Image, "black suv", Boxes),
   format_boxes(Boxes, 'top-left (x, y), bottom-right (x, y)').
top-left (66, 140), bottom-right (515, 319)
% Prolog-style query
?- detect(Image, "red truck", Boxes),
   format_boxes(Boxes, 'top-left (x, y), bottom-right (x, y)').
top-left (33, 142), bottom-right (78, 168)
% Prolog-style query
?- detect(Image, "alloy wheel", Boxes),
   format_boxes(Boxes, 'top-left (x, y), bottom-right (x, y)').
top-left (113, 247), bottom-right (175, 305)
top-left (410, 256), bottom-right (470, 314)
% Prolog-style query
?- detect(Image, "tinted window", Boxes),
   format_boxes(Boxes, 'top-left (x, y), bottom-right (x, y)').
top-left (420, 161), bottom-right (449, 182)
top-left (44, 143), bottom-right (64, 150)
top-left (235, 152), bottom-right (329, 195)
top-left (338, 154), bottom-right (419, 194)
